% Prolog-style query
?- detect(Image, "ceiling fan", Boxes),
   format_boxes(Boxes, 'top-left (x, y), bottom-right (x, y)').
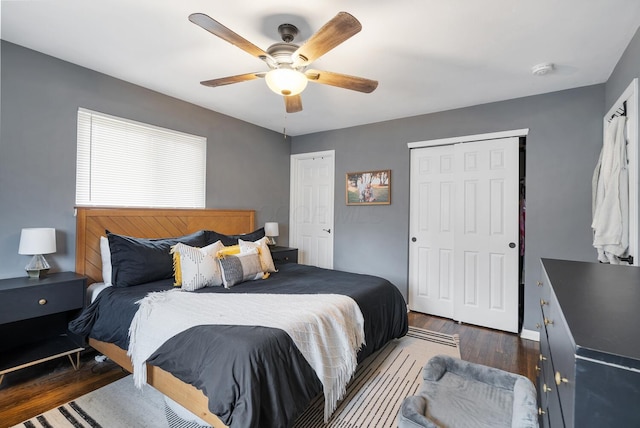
top-left (188, 12), bottom-right (378, 113)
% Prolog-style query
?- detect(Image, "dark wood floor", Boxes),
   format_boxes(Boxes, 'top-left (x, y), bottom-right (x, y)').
top-left (408, 312), bottom-right (539, 383)
top-left (0, 312), bottom-right (539, 427)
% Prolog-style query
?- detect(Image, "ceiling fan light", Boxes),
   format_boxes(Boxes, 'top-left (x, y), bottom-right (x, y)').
top-left (265, 68), bottom-right (308, 96)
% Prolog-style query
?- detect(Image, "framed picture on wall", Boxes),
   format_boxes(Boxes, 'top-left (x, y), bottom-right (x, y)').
top-left (346, 170), bottom-right (391, 205)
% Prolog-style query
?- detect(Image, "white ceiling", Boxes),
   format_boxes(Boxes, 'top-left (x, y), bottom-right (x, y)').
top-left (2, 1), bottom-right (640, 136)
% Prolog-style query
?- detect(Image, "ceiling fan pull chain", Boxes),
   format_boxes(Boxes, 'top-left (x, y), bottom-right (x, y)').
top-left (283, 113), bottom-right (287, 139)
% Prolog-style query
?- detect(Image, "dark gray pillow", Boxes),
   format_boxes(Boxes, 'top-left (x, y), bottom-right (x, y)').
top-left (107, 230), bottom-right (206, 287)
top-left (204, 227), bottom-right (265, 246)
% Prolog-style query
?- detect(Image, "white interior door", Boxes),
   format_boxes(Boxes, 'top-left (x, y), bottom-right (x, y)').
top-left (453, 138), bottom-right (520, 333)
top-left (408, 144), bottom-right (455, 318)
top-left (290, 150), bottom-right (334, 268)
top-left (409, 137), bottom-right (520, 333)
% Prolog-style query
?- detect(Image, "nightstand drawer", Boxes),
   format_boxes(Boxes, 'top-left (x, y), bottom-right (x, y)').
top-left (0, 280), bottom-right (85, 324)
top-left (270, 247), bottom-right (298, 265)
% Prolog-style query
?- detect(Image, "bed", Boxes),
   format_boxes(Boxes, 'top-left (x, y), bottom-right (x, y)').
top-left (71, 207), bottom-right (408, 428)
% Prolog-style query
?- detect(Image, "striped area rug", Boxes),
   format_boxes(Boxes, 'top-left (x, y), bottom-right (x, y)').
top-left (11, 374), bottom-right (167, 428)
top-left (13, 327), bottom-right (460, 428)
top-left (293, 326), bottom-right (461, 427)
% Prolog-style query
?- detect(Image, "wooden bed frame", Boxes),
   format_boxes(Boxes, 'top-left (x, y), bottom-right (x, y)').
top-left (75, 207), bottom-right (257, 427)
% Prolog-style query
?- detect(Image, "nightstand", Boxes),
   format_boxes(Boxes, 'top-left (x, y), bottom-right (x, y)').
top-left (0, 272), bottom-right (86, 384)
top-left (269, 246), bottom-right (298, 266)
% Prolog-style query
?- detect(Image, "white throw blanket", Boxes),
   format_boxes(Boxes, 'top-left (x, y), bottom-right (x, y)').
top-left (127, 290), bottom-right (365, 421)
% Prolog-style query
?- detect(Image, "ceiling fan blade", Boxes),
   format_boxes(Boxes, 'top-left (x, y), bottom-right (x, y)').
top-left (201, 72), bottom-right (265, 87)
top-left (284, 95), bottom-right (303, 113)
top-left (292, 12), bottom-right (362, 67)
top-left (305, 69), bottom-right (378, 93)
top-left (189, 13), bottom-right (270, 60)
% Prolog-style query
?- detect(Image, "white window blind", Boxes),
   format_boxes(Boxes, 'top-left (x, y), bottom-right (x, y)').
top-left (76, 108), bottom-right (206, 208)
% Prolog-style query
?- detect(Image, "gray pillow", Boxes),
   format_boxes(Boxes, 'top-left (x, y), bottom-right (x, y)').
top-left (218, 252), bottom-right (265, 288)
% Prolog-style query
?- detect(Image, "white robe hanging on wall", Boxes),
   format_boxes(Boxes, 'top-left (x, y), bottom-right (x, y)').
top-left (592, 116), bottom-right (628, 264)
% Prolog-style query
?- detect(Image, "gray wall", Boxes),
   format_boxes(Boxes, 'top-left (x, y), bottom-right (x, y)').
top-left (605, 25), bottom-right (640, 249)
top-left (290, 24), bottom-right (639, 334)
top-left (605, 25), bottom-right (640, 111)
top-left (292, 85), bottom-right (605, 332)
top-left (2, 24), bottom-right (638, 334)
top-left (0, 41), bottom-right (291, 279)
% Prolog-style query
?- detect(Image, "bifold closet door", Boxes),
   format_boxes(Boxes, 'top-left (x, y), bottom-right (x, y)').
top-left (409, 137), bottom-right (520, 332)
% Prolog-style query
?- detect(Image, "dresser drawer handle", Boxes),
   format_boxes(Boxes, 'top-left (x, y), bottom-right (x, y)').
top-left (540, 299), bottom-right (548, 306)
top-left (543, 383), bottom-right (552, 393)
top-left (535, 323), bottom-right (541, 329)
top-left (535, 365), bottom-right (541, 372)
top-left (537, 281), bottom-right (543, 287)
top-left (38, 298), bottom-right (47, 305)
top-left (539, 353), bottom-right (547, 362)
top-left (544, 318), bottom-right (554, 326)
top-left (538, 408), bottom-right (545, 416)
top-left (555, 371), bottom-right (569, 385)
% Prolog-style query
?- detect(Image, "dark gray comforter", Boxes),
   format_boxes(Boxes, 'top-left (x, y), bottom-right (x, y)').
top-left (70, 263), bottom-right (408, 428)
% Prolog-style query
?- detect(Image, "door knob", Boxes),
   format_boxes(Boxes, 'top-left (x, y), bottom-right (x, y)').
top-left (509, 242), bottom-right (516, 248)
top-left (411, 237), bottom-right (417, 242)
top-left (322, 228), bottom-right (331, 233)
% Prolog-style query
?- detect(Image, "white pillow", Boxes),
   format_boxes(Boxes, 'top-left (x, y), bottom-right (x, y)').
top-left (100, 236), bottom-right (112, 285)
top-left (238, 237), bottom-right (277, 273)
top-left (87, 282), bottom-right (112, 304)
top-left (171, 241), bottom-right (224, 291)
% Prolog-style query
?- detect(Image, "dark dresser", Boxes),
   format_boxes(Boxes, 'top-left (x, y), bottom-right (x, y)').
top-left (537, 259), bottom-right (640, 427)
top-left (0, 272), bottom-right (86, 383)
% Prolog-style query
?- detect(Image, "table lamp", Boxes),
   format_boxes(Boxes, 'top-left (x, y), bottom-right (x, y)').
top-left (264, 222), bottom-right (279, 246)
top-left (18, 228), bottom-right (57, 278)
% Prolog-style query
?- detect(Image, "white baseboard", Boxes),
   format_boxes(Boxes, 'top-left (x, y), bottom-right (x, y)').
top-left (520, 328), bottom-right (540, 342)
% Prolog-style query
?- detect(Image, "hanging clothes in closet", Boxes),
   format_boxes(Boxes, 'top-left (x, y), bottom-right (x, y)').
top-left (592, 115), bottom-right (628, 264)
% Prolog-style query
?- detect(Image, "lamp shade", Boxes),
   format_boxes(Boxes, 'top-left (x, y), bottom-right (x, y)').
top-left (264, 222), bottom-right (279, 237)
top-left (265, 69), bottom-right (308, 96)
top-left (18, 228), bottom-right (57, 255)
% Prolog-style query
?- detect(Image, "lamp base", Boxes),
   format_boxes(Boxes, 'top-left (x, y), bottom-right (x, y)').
top-left (266, 237), bottom-right (277, 246)
top-left (26, 268), bottom-right (50, 279)
top-left (25, 254), bottom-right (51, 279)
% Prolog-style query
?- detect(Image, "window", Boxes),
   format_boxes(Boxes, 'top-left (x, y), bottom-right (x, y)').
top-left (76, 108), bottom-right (206, 208)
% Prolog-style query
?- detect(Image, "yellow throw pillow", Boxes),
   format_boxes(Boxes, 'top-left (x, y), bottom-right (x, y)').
top-left (172, 248), bottom-right (183, 286)
top-left (216, 244), bottom-right (241, 258)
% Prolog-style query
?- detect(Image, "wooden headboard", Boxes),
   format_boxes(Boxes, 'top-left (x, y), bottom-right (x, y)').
top-left (75, 207), bottom-right (255, 284)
